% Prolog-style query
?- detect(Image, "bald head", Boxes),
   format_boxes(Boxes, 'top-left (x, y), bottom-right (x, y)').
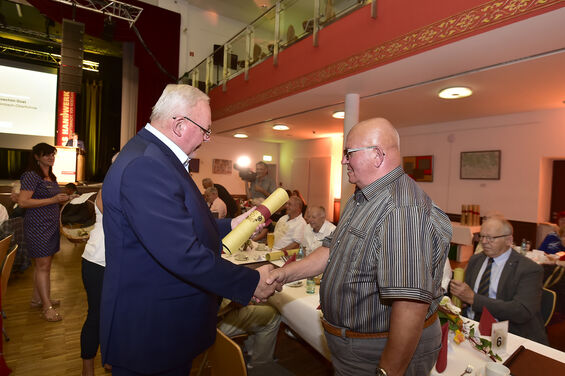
top-left (309, 206), bottom-right (327, 232)
top-left (343, 118), bottom-right (401, 188)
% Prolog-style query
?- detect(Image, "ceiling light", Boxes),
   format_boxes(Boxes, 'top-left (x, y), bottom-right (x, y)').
top-left (233, 133), bottom-right (248, 138)
top-left (438, 87), bottom-right (473, 99)
top-left (332, 111), bottom-right (345, 119)
top-left (272, 124), bottom-right (289, 131)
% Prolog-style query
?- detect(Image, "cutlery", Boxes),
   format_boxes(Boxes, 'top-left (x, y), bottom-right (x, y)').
top-left (459, 364), bottom-right (473, 376)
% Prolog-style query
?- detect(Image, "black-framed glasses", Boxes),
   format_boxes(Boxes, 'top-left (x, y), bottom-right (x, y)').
top-left (343, 146), bottom-right (385, 161)
top-left (479, 234), bottom-right (511, 243)
top-left (173, 116), bottom-right (211, 137)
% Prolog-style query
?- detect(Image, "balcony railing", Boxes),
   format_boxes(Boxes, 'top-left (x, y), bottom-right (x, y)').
top-left (180, 0), bottom-right (376, 93)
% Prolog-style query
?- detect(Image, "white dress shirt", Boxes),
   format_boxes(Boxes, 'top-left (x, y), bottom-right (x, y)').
top-left (145, 123), bottom-right (190, 171)
top-left (302, 220), bottom-right (336, 255)
top-left (273, 214), bottom-right (307, 250)
top-left (209, 197), bottom-right (227, 219)
top-left (467, 248), bottom-right (512, 319)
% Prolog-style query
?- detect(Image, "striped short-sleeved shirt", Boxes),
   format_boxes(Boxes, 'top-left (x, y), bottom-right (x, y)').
top-left (320, 166), bottom-right (452, 333)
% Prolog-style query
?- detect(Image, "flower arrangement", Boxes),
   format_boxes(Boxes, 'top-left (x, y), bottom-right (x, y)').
top-left (438, 296), bottom-right (502, 362)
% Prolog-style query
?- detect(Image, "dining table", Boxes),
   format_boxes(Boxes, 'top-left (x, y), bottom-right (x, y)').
top-left (223, 246), bottom-right (565, 375)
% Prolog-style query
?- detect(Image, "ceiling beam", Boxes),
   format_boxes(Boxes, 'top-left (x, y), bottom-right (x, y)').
top-left (51, 0), bottom-right (143, 26)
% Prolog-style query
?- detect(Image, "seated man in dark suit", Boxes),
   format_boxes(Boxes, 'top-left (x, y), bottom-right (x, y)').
top-left (202, 178), bottom-right (238, 218)
top-left (66, 132), bottom-right (86, 153)
top-left (450, 216), bottom-right (548, 344)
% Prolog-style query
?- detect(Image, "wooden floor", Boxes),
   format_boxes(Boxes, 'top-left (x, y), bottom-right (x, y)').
top-left (2, 236), bottom-right (333, 375)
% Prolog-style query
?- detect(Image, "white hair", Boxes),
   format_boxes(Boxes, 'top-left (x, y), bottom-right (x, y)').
top-left (150, 84), bottom-right (209, 122)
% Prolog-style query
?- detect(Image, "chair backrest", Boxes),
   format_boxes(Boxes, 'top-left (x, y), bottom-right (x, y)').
top-left (209, 328), bottom-right (247, 376)
top-left (1, 245), bottom-right (18, 301)
top-left (541, 287), bottom-right (557, 327)
top-left (0, 234), bottom-right (13, 266)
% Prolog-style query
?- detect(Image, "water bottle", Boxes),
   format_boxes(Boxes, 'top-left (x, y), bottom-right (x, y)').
top-left (306, 278), bottom-right (316, 294)
top-left (521, 238), bottom-right (527, 254)
top-left (297, 246), bottom-right (305, 260)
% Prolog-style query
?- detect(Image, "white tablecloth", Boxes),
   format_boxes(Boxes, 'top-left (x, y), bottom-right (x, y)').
top-left (267, 258), bottom-right (565, 374)
top-left (430, 318), bottom-right (565, 375)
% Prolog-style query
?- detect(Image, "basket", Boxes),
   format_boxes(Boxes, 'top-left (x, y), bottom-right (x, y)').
top-left (60, 197), bottom-right (96, 243)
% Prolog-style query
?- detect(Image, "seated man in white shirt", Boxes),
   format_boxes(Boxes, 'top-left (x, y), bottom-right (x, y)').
top-left (301, 206), bottom-right (335, 256)
top-left (204, 186), bottom-right (227, 219)
top-left (272, 196), bottom-right (307, 252)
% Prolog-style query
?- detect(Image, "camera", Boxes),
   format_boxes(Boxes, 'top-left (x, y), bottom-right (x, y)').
top-left (234, 164), bottom-right (256, 182)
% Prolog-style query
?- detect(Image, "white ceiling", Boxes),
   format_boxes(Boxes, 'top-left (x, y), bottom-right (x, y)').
top-left (188, 3), bottom-right (565, 142)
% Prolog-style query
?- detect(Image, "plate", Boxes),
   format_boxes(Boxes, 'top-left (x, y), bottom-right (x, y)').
top-left (234, 254), bottom-right (249, 261)
top-left (286, 281), bottom-right (303, 287)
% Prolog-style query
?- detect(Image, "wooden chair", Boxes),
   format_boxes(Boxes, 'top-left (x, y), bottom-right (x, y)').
top-left (197, 329), bottom-right (247, 376)
top-left (0, 235), bottom-right (13, 267)
top-left (209, 329), bottom-right (247, 376)
top-left (541, 287), bottom-right (557, 327)
top-left (1, 245), bottom-right (18, 341)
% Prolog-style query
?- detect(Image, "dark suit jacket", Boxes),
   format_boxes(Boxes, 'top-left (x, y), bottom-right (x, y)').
top-left (465, 250), bottom-right (548, 344)
top-left (65, 139), bottom-right (85, 151)
top-left (214, 183), bottom-right (238, 218)
top-left (100, 128), bottom-right (259, 373)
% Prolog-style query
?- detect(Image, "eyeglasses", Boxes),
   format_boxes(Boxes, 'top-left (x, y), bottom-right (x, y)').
top-left (173, 116), bottom-right (211, 137)
top-left (479, 234), bottom-right (511, 243)
top-left (343, 146), bottom-right (385, 161)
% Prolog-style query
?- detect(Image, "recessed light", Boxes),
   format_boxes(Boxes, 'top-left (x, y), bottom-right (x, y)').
top-left (332, 111), bottom-right (345, 119)
top-left (272, 124), bottom-right (289, 131)
top-left (233, 133), bottom-right (248, 138)
top-left (438, 87), bottom-right (473, 99)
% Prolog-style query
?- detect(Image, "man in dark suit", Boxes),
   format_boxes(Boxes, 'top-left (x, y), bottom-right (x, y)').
top-left (66, 132), bottom-right (85, 153)
top-left (202, 177), bottom-right (238, 218)
top-left (450, 217), bottom-right (548, 344)
top-left (100, 84), bottom-right (278, 375)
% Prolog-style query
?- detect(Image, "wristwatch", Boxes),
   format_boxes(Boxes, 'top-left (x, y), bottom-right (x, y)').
top-left (376, 367), bottom-right (387, 376)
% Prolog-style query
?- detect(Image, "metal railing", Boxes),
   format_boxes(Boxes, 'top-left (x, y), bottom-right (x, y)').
top-left (180, 0), bottom-right (374, 92)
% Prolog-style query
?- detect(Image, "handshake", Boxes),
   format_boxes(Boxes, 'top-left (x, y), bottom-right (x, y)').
top-left (252, 264), bottom-right (289, 302)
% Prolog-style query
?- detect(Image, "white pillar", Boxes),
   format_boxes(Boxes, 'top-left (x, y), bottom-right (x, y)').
top-left (340, 93), bottom-right (360, 212)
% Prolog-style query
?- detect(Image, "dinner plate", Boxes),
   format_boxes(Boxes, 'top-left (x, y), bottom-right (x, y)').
top-left (286, 281), bottom-right (303, 287)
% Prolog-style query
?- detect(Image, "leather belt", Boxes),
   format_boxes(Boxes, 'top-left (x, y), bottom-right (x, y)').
top-left (321, 312), bottom-right (438, 339)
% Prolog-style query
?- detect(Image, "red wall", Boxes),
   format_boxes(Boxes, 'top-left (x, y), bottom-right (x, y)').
top-left (209, 0), bottom-right (565, 120)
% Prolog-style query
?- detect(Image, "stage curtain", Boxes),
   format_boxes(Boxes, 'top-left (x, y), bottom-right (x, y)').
top-left (84, 80), bottom-right (102, 179)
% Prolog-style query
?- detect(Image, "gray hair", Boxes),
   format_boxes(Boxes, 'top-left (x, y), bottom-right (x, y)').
top-left (202, 178), bottom-right (213, 188)
top-left (150, 84), bottom-right (209, 122)
top-left (205, 186), bottom-right (218, 196)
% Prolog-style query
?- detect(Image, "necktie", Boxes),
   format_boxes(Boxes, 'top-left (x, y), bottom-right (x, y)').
top-left (478, 257), bottom-right (494, 296)
top-left (183, 158), bottom-right (189, 171)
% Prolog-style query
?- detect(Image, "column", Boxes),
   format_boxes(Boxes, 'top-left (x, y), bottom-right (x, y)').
top-left (340, 93), bottom-right (359, 212)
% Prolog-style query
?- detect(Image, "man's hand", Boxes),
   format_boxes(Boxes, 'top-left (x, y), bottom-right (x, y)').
top-left (252, 264), bottom-right (277, 302)
top-left (266, 267), bottom-right (288, 286)
top-left (450, 280), bottom-right (475, 305)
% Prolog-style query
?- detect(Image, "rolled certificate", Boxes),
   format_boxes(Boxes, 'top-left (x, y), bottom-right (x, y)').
top-left (451, 267), bottom-right (465, 308)
top-left (265, 248), bottom-right (299, 261)
top-left (222, 188), bottom-right (289, 254)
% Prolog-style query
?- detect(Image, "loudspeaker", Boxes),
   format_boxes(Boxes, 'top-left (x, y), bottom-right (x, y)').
top-left (59, 19), bottom-right (85, 93)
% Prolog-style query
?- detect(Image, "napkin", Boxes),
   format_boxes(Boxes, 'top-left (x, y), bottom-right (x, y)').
top-left (435, 322), bottom-right (449, 373)
top-left (479, 306), bottom-right (497, 336)
top-left (282, 254), bottom-right (296, 267)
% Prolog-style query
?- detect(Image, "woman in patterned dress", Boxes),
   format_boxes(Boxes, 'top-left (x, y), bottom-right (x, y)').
top-left (18, 143), bottom-right (70, 322)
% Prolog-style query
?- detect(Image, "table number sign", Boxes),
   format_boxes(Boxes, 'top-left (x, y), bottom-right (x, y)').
top-left (492, 320), bottom-right (509, 354)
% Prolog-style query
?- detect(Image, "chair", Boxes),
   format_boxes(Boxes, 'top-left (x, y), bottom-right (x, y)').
top-left (1, 245), bottom-right (18, 341)
top-left (197, 329), bottom-right (247, 376)
top-left (0, 235), bottom-right (13, 267)
top-left (541, 287), bottom-right (557, 327)
top-left (209, 329), bottom-right (247, 376)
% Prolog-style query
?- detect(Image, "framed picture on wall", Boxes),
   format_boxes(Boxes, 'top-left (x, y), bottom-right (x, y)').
top-left (460, 150), bottom-right (501, 180)
top-left (403, 155), bottom-right (433, 182)
top-left (212, 159), bottom-right (232, 174)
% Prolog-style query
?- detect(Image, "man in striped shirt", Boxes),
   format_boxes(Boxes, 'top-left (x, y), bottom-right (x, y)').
top-left (268, 118), bottom-right (452, 376)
